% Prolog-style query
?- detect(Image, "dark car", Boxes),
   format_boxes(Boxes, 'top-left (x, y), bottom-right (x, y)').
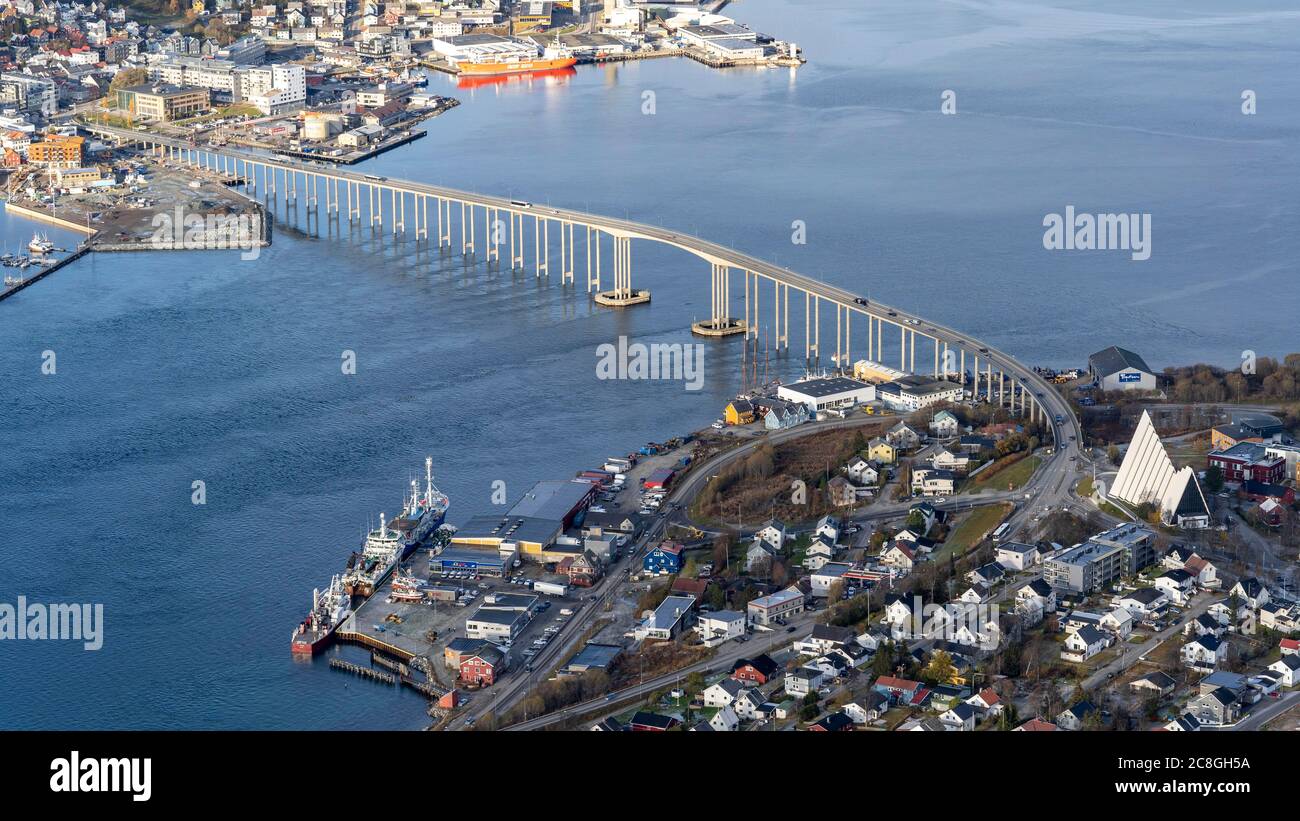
top-left (854, 297), bottom-right (868, 306)
top-left (786, 626), bottom-right (797, 633)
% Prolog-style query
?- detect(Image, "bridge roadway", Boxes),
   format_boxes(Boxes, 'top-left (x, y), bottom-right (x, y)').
top-left (82, 121), bottom-right (1080, 446)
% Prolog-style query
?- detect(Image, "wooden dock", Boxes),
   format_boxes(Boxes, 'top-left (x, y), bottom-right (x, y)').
top-left (329, 658), bottom-right (396, 685)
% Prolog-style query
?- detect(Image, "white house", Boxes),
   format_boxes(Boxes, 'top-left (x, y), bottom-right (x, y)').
top-left (1017, 578), bottom-right (1057, 614)
top-left (880, 543), bottom-right (916, 570)
top-left (803, 539), bottom-right (836, 571)
top-left (697, 610), bottom-right (745, 642)
top-left (814, 515), bottom-right (841, 544)
top-left (1116, 587), bottom-right (1167, 618)
top-left (784, 666), bottom-right (826, 697)
top-left (709, 705), bottom-right (740, 732)
top-left (932, 448), bottom-right (971, 474)
top-left (745, 542), bottom-right (777, 573)
top-left (1061, 626), bottom-right (1108, 663)
top-left (754, 520), bottom-right (787, 551)
top-left (939, 702), bottom-right (977, 731)
top-left (1269, 655), bottom-right (1300, 687)
top-left (930, 410), bottom-right (960, 438)
top-left (996, 542), bottom-right (1039, 572)
top-left (732, 688), bottom-right (765, 719)
top-left (846, 456), bottom-right (878, 486)
top-left (809, 562), bottom-right (852, 598)
top-left (1231, 578), bottom-right (1270, 610)
top-left (702, 678), bottom-right (744, 708)
top-left (1102, 608), bottom-right (1134, 639)
top-left (1154, 570), bottom-right (1195, 606)
top-left (886, 421), bottom-right (923, 451)
top-left (1182, 635), bottom-right (1227, 671)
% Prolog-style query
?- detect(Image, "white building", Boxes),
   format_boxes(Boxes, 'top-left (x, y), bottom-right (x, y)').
top-left (1089, 346), bottom-right (1157, 392)
top-left (1109, 411), bottom-right (1210, 529)
top-left (777, 376), bottom-right (875, 414)
top-left (697, 610), bottom-right (744, 642)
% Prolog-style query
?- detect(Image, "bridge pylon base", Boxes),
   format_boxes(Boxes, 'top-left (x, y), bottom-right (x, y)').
top-left (691, 318), bottom-right (747, 338)
top-left (593, 289), bottom-right (651, 308)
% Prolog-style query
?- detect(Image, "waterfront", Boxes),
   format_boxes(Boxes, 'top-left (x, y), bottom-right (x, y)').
top-left (2, 0), bottom-right (1299, 729)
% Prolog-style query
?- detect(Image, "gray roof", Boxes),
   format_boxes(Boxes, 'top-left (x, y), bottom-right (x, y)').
top-left (1089, 345), bottom-right (1154, 377)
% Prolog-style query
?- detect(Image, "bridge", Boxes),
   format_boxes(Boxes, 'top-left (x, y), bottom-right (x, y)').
top-left (81, 121), bottom-right (1079, 440)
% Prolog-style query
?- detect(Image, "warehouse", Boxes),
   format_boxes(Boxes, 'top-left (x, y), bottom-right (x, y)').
top-left (433, 545), bottom-right (512, 577)
top-left (451, 514), bottom-right (564, 561)
top-left (430, 33), bottom-right (537, 67)
top-left (1088, 346), bottom-right (1157, 392)
top-left (777, 376), bottom-right (875, 413)
top-left (507, 480), bottom-right (596, 529)
top-left (465, 607), bottom-right (527, 642)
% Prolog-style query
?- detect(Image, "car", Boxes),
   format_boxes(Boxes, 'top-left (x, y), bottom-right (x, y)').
top-left (786, 625), bottom-right (797, 633)
top-left (907, 318), bottom-right (920, 325)
top-left (853, 297), bottom-right (868, 306)
top-left (978, 347), bottom-right (989, 354)
top-left (887, 310), bottom-right (897, 317)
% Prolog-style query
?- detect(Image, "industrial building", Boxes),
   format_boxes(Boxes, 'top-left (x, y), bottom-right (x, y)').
top-left (465, 607), bottom-right (527, 642)
top-left (563, 642), bottom-right (624, 674)
top-left (507, 479), bottom-right (596, 529)
top-left (852, 359), bottom-right (908, 384)
top-left (433, 545), bottom-right (513, 577)
top-left (430, 33), bottom-right (538, 67)
top-left (451, 514), bottom-right (565, 561)
top-left (1089, 346), bottom-right (1157, 392)
top-left (875, 376), bottom-right (964, 412)
top-left (1043, 523), bottom-right (1157, 594)
top-left (777, 376), bottom-right (875, 413)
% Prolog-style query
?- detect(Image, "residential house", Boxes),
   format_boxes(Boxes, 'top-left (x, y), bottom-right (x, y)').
top-left (1259, 603), bottom-right (1300, 634)
top-left (886, 421), bottom-right (922, 451)
top-left (911, 467), bottom-right (956, 497)
top-left (1182, 555), bottom-right (1220, 589)
top-left (1013, 718), bottom-right (1058, 732)
top-left (996, 542), bottom-right (1039, 572)
top-left (697, 609), bottom-right (745, 642)
top-left (724, 398), bottom-right (755, 425)
top-left (1182, 635), bottom-right (1227, 671)
top-left (1061, 626), bottom-right (1109, 663)
top-left (1269, 655), bottom-right (1300, 687)
top-left (702, 678), bottom-right (744, 708)
top-left (880, 542), bottom-right (916, 571)
top-left (867, 437), bottom-right (896, 465)
top-left (828, 475), bottom-right (856, 508)
top-left (873, 676), bottom-right (927, 707)
top-left (747, 586), bottom-right (805, 626)
top-left (708, 705), bottom-right (740, 731)
top-left (732, 688), bottom-right (765, 720)
top-left (1187, 687), bottom-right (1240, 727)
top-left (1154, 569), bottom-right (1195, 606)
top-left (1116, 587), bottom-right (1167, 618)
top-left (846, 456), bottom-right (878, 486)
top-left (795, 623), bottom-right (856, 656)
top-left (1280, 638), bottom-right (1300, 656)
top-left (641, 542), bottom-right (683, 575)
top-left (784, 666), bottom-right (826, 697)
top-left (809, 711), bottom-right (855, 732)
top-left (966, 688), bottom-right (1004, 722)
top-left (458, 646), bottom-right (504, 686)
top-left (939, 702), bottom-right (977, 731)
top-left (967, 562), bottom-right (1006, 588)
top-left (628, 711), bottom-right (680, 731)
top-left (1130, 670), bottom-right (1176, 697)
top-left (1017, 578), bottom-right (1057, 614)
top-left (814, 515), bottom-right (842, 544)
top-left (932, 448), bottom-right (971, 474)
top-left (731, 654), bottom-right (781, 685)
top-left (1102, 607), bottom-right (1134, 639)
top-left (745, 541), bottom-right (777, 574)
top-left (754, 520), bottom-right (787, 551)
top-left (1231, 578), bottom-right (1271, 610)
top-left (803, 537), bottom-right (836, 571)
top-left (1056, 700), bottom-right (1098, 731)
top-left (930, 409), bottom-right (960, 438)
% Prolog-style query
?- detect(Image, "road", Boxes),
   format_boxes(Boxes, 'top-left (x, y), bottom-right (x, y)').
top-left (1080, 594), bottom-right (1222, 692)
top-left (1224, 690), bottom-right (1300, 731)
top-left (504, 612), bottom-right (820, 731)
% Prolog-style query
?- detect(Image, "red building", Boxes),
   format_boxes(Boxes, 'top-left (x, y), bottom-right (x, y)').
top-left (459, 648), bottom-right (503, 686)
top-left (628, 711), bottom-right (679, 731)
top-left (1208, 443), bottom-right (1285, 485)
top-left (731, 654), bottom-right (781, 686)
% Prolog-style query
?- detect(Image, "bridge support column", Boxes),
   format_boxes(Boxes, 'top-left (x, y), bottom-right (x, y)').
top-left (692, 263), bottom-right (742, 337)
top-left (559, 222), bottom-right (572, 282)
top-left (585, 227), bottom-right (597, 290)
top-left (593, 235), bottom-right (648, 308)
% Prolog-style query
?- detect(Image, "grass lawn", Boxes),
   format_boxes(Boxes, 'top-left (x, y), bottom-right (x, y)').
top-left (1077, 476), bottom-right (1094, 497)
top-left (934, 503), bottom-right (1012, 561)
top-left (973, 455), bottom-right (1042, 491)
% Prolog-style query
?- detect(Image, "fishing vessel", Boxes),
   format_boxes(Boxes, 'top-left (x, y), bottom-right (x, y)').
top-left (388, 457), bottom-right (450, 558)
top-left (389, 569), bottom-right (427, 603)
top-left (342, 512), bottom-right (404, 599)
top-left (28, 233), bottom-right (54, 256)
top-left (290, 574), bottom-right (352, 656)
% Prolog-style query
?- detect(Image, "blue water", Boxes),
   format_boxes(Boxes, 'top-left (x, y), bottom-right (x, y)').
top-left (2, 0), bottom-right (1297, 728)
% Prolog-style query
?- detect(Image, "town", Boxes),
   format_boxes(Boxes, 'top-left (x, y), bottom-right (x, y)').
top-left (305, 341), bottom-right (1300, 733)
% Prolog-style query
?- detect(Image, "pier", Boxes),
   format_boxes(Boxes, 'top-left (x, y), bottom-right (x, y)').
top-left (328, 658), bottom-right (396, 685)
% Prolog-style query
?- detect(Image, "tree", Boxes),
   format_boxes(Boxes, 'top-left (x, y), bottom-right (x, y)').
top-left (109, 67), bottom-right (149, 91)
top-left (922, 650), bottom-right (955, 686)
top-left (706, 584), bottom-right (726, 611)
top-left (1204, 463), bottom-right (1224, 494)
top-left (1106, 444), bottom-right (1120, 464)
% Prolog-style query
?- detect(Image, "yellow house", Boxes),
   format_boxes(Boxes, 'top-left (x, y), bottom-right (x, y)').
top-left (724, 399), bottom-right (755, 426)
top-left (867, 438), bottom-right (895, 465)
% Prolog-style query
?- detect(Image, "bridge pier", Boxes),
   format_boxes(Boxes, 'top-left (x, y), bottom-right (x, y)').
top-left (593, 234), bottom-right (648, 308)
top-left (692, 262), bottom-right (742, 337)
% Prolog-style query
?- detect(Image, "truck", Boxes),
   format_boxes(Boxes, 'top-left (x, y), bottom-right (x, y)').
top-left (533, 581), bottom-right (568, 597)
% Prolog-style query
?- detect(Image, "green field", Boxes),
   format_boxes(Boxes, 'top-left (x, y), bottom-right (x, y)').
top-left (934, 503), bottom-right (1011, 561)
top-left (973, 455), bottom-right (1041, 491)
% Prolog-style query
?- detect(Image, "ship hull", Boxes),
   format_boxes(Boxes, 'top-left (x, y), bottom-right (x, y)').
top-left (457, 57), bottom-right (577, 76)
top-left (291, 626), bottom-right (338, 656)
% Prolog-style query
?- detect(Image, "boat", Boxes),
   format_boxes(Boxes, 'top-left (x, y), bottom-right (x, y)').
top-left (457, 55), bottom-right (578, 76)
top-left (290, 573), bottom-right (352, 656)
top-left (389, 569), bottom-right (427, 603)
top-left (28, 233), bottom-right (54, 256)
top-left (342, 512), bottom-right (404, 599)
